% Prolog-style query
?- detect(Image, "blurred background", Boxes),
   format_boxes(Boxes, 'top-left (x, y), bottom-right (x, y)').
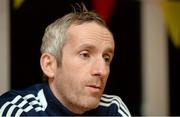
top-left (0, 0), bottom-right (180, 116)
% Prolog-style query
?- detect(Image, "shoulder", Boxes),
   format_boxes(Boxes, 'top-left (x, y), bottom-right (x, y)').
top-left (99, 94), bottom-right (131, 116)
top-left (0, 84), bottom-right (48, 116)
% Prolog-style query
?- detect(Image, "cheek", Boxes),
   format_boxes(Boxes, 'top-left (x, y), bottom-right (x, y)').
top-left (60, 61), bottom-right (84, 86)
top-left (63, 56), bottom-right (89, 74)
top-left (60, 56), bottom-right (85, 81)
top-left (103, 69), bottom-right (110, 84)
top-left (56, 69), bottom-right (79, 93)
top-left (63, 55), bottom-right (77, 69)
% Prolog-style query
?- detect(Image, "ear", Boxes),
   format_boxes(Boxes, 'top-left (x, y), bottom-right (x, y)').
top-left (40, 53), bottom-right (57, 78)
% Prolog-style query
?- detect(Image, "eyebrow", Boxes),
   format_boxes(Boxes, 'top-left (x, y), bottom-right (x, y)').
top-left (78, 44), bottom-right (96, 50)
top-left (105, 48), bottom-right (114, 55)
top-left (78, 44), bottom-right (114, 55)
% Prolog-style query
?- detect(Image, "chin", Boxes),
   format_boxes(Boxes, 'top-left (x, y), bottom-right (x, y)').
top-left (82, 96), bottom-right (100, 111)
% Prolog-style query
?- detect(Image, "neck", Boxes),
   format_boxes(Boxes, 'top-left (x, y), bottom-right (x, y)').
top-left (48, 80), bottom-right (87, 114)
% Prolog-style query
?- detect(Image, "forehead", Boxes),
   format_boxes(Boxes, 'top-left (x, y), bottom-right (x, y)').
top-left (66, 22), bottom-right (115, 48)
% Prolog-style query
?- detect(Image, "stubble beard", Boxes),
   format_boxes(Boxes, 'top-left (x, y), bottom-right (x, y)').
top-left (61, 85), bottom-right (103, 114)
top-left (64, 88), bottom-right (100, 114)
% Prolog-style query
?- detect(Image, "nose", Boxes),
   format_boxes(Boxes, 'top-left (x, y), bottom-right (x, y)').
top-left (91, 58), bottom-right (109, 78)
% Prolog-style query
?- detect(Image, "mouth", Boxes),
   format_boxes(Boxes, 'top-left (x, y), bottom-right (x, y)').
top-left (86, 85), bottom-right (102, 93)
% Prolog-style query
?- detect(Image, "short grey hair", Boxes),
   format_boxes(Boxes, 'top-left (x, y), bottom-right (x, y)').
top-left (40, 3), bottom-right (107, 65)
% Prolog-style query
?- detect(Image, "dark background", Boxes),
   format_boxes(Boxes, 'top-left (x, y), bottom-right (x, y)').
top-left (169, 36), bottom-right (180, 115)
top-left (10, 0), bottom-right (180, 115)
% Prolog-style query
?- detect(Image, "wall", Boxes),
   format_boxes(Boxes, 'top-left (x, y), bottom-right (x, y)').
top-left (141, 0), bottom-right (169, 115)
top-left (0, 0), bottom-right (10, 94)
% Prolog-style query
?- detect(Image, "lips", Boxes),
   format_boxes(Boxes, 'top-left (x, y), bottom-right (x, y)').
top-left (89, 85), bottom-right (101, 89)
top-left (86, 84), bottom-right (102, 93)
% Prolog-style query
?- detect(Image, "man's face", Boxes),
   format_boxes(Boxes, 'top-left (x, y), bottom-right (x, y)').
top-left (52, 22), bottom-right (115, 114)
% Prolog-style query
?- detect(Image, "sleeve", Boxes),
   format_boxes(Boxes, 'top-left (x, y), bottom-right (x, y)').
top-left (0, 91), bottom-right (17, 116)
top-left (100, 94), bottom-right (131, 117)
top-left (0, 88), bottom-right (48, 116)
top-left (0, 91), bottom-right (32, 117)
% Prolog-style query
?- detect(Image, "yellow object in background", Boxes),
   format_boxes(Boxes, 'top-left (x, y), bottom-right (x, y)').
top-left (13, 0), bottom-right (25, 9)
top-left (162, 1), bottom-right (180, 48)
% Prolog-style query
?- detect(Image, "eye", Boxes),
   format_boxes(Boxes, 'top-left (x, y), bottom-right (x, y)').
top-left (103, 55), bottom-right (111, 63)
top-left (79, 51), bottom-right (90, 59)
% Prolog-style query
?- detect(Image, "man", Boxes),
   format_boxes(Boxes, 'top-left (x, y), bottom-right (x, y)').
top-left (0, 5), bottom-right (131, 116)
